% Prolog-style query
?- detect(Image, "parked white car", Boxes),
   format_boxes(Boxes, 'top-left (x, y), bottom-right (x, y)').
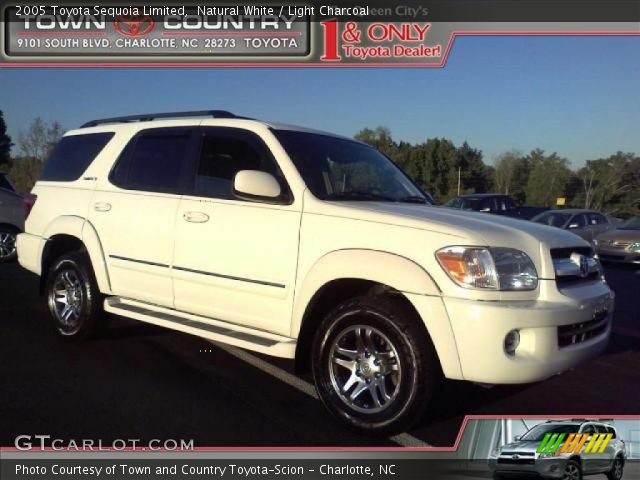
top-left (17, 111), bottom-right (614, 434)
top-left (0, 173), bottom-right (24, 262)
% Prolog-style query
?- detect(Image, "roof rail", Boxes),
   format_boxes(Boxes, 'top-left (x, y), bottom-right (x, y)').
top-left (81, 110), bottom-right (243, 128)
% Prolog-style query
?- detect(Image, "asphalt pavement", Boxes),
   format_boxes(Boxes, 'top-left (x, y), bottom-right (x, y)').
top-left (1, 262), bottom-right (638, 448)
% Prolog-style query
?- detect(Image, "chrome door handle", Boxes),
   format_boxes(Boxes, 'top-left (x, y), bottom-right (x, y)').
top-left (183, 211), bottom-right (209, 223)
top-left (93, 202), bottom-right (112, 212)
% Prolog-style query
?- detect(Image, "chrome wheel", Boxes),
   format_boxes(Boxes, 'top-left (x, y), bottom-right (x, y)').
top-left (50, 269), bottom-right (84, 333)
top-left (328, 325), bottom-right (402, 414)
top-left (564, 463), bottom-right (581, 480)
top-left (0, 231), bottom-right (16, 260)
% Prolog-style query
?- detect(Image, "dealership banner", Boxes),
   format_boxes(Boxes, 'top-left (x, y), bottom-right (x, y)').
top-left (1, 1), bottom-right (639, 65)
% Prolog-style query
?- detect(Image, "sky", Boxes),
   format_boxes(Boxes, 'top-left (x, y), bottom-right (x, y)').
top-left (1, 36), bottom-right (639, 167)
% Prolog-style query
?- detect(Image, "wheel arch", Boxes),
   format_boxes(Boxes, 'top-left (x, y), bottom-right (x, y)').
top-left (291, 249), bottom-right (443, 373)
top-left (40, 216), bottom-right (110, 295)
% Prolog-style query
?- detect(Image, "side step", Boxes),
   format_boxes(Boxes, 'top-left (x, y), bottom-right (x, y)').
top-left (104, 297), bottom-right (296, 358)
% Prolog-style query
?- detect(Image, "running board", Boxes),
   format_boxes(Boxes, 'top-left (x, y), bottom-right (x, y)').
top-left (104, 297), bottom-right (296, 358)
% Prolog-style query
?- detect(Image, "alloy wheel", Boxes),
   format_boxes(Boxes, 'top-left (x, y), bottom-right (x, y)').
top-left (328, 324), bottom-right (402, 414)
top-left (50, 269), bottom-right (84, 333)
top-left (564, 463), bottom-right (581, 480)
top-left (0, 231), bottom-right (16, 260)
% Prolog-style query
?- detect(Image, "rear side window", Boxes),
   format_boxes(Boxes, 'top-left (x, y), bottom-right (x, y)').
top-left (0, 175), bottom-right (14, 192)
top-left (110, 129), bottom-right (192, 193)
top-left (39, 133), bottom-right (114, 182)
top-left (590, 213), bottom-right (608, 225)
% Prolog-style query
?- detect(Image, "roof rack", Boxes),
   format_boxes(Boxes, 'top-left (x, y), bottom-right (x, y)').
top-left (81, 110), bottom-right (244, 128)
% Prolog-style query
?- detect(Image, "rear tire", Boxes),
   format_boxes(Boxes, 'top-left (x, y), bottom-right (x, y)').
top-left (311, 294), bottom-right (441, 435)
top-left (45, 252), bottom-right (105, 340)
top-left (0, 225), bottom-right (18, 263)
top-left (607, 457), bottom-right (624, 480)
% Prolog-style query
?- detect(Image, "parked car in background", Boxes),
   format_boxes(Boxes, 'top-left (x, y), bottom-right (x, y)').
top-left (0, 174), bottom-right (24, 263)
top-left (490, 420), bottom-right (626, 480)
top-left (444, 194), bottom-right (518, 216)
top-left (531, 209), bottom-right (614, 242)
top-left (444, 194), bottom-right (549, 220)
top-left (594, 216), bottom-right (640, 264)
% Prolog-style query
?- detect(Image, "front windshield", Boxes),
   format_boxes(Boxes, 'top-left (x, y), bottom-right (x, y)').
top-left (533, 211), bottom-right (572, 228)
top-left (520, 424), bottom-right (580, 441)
top-left (620, 216), bottom-right (640, 230)
top-left (274, 130), bottom-right (430, 204)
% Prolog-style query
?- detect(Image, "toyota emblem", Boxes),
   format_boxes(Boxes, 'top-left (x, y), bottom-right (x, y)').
top-left (114, 15), bottom-right (155, 37)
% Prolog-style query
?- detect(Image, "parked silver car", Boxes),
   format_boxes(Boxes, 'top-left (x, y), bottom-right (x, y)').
top-left (594, 216), bottom-right (640, 264)
top-left (531, 209), bottom-right (614, 242)
top-left (490, 420), bottom-right (626, 480)
top-left (0, 174), bottom-right (24, 262)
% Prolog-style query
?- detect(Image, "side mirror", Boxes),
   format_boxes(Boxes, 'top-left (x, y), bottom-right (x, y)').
top-left (514, 435), bottom-right (522, 441)
top-left (568, 223), bottom-right (580, 229)
top-left (234, 170), bottom-right (282, 202)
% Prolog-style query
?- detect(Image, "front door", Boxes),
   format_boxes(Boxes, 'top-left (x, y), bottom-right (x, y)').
top-left (172, 127), bottom-right (301, 336)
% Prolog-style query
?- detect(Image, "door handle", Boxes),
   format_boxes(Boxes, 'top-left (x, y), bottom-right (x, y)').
top-left (93, 202), bottom-right (112, 212)
top-left (183, 211), bottom-right (209, 223)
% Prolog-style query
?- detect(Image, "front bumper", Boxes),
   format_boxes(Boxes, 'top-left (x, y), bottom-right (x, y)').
top-left (442, 282), bottom-right (614, 384)
top-left (489, 457), bottom-right (568, 479)
top-left (596, 247), bottom-right (640, 264)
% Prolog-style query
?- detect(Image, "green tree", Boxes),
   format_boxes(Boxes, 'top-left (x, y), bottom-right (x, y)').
top-left (0, 110), bottom-right (13, 169)
top-left (524, 149), bottom-right (571, 207)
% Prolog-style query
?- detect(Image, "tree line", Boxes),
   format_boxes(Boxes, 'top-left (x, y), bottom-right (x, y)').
top-left (0, 113), bottom-right (638, 218)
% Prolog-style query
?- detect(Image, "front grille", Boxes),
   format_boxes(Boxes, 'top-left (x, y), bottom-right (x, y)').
top-left (599, 254), bottom-right (626, 261)
top-left (497, 458), bottom-right (536, 465)
top-left (551, 246), bottom-right (593, 259)
top-left (551, 247), bottom-right (600, 287)
top-left (501, 452), bottom-right (534, 457)
top-left (558, 315), bottom-right (608, 347)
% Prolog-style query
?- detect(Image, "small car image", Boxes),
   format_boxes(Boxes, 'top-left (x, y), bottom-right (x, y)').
top-left (594, 216), bottom-right (640, 265)
top-left (0, 173), bottom-right (24, 263)
top-left (490, 420), bottom-right (626, 480)
top-left (531, 209), bottom-right (615, 242)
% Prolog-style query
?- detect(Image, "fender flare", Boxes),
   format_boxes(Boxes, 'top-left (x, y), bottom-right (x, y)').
top-left (290, 249), bottom-right (441, 338)
top-left (41, 216), bottom-right (111, 293)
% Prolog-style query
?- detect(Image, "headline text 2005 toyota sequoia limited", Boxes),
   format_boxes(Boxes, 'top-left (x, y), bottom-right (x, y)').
top-left (17, 111), bottom-right (614, 434)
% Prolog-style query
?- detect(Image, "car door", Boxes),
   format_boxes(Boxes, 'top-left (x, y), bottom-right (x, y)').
top-left (172, 127), bottom-right (302, 336)
top-left (567, 213), bottom-right (592, 241)
top-left (88, 127), bottom-right (198, 307)
top-left (580, 424), bottom-right (598, 473)
top-left (589, 213), bottom-right (611, 238)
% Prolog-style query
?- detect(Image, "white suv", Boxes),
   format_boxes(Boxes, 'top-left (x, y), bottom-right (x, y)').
top-left (17, 111), bottom-right (614, 434)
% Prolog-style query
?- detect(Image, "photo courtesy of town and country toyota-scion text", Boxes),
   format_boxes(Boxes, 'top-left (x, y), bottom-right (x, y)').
top-left (0, 1), bottom-right (639, 479)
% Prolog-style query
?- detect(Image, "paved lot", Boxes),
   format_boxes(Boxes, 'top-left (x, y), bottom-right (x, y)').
top-left (1, 262), bottom-right (638, 448)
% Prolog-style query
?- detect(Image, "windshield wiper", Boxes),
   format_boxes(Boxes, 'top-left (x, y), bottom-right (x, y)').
top-left (398, 196), bottom-right (428, 204)
top-left (327, 191), bottom-right (397, 202)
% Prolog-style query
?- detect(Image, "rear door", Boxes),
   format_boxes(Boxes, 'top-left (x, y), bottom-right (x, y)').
top-left (88, 127), bottom-right (198, 307)
top-left (589, 213), bottom-right (611, 238)
top-left (567, 213), bottom-right (592, 241)
top-left (172, 127), bottom-right (302, 336)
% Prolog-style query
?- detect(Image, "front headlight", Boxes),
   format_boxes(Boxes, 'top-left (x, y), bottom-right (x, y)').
top-left (628, 242), bottom-right (640, 251)
top-left (538, 453), bottom-right (555, 459)
top-left (436, 246), bottom-right (538, 291)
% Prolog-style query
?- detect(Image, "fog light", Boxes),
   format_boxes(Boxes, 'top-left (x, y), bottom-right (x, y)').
top-left (504, 330), bottom-right (520, 355)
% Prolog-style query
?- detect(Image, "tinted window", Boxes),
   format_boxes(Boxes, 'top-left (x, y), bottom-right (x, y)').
top-left (193, 129), bottom-right (284, 200)
top-left (533, 211), bottom-right (571, 228)
top-left (607, 427), bottom-right (617, 438)
top-left (571, 214), bottom-right (588, 228)
top-left (0, 175), bottom-right (14, 192)
top-left (589, 213), bottom-right (608, 225)
top-left (274, 130), bottom-right (426, 203)
top-left (40, 133), bottom-right (114, 182)
top-left (111, 130), bottom-right (190, 193)
top-left (581, 424), bottom-right (596, 434)
top-left (521, 424), bottom-right (580, 441)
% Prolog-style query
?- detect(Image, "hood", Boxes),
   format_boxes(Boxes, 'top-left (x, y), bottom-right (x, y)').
top-left (331, 202), bottom-right (590, 249)
top-left (597, 228), bottom-right (640, 243)
top-left (501, 440), bottom-right (539, 453)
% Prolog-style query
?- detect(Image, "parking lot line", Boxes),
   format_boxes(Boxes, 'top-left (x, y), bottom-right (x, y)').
top-left (215, 343), bottom-right (431, 448)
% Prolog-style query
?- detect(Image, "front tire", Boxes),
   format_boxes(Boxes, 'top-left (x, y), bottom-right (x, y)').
top-left (607, 457), bottom-right (624, 480)
top-left (312, 295), bottom-right (440, 435)
top-left (0, 225), bottom-right (18, 263)
top-left (563, 460), bottom-right (582, 480)
top-left (45, 252), bottom-right (105, 340)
